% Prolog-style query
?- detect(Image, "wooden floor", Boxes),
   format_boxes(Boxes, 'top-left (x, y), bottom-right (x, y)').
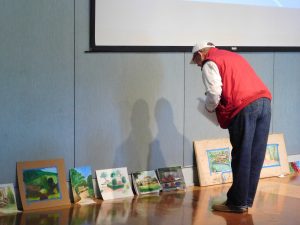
top-left (1, 174), bottom-right (300, 225)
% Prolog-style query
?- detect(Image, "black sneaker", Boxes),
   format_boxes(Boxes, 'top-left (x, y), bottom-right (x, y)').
top-left (212, 201), bottom-right (248, 213)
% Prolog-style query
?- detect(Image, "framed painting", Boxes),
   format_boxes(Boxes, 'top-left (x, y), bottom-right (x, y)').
top-left (95, 167), bottom-right (134, 200)
top-left (17, 159), bottom-right (70, 211)
top-left (194, 138), bottom-right (233, 186)
top-left (289, 161), bottom-right (300, 173)
top-left (156, 166), bottom-right (186, 192)
top-left (131, 170), bottom-right (161, 195)
top-left (260, 134), bottom-right (290, 178)
top-left (194, 133), bottom-right (290, 186)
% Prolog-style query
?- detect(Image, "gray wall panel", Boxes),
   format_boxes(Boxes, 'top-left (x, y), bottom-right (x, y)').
top-left (75, 0), bottom-right (184, 174)
top-left (273, 53), bottom-right (300, 155)
top-left (0, 0), bottom-right (74, 184)
top-left (75, 52), bottom-right (185, 173)
top-left (241, 53), bottom-right (274, 133)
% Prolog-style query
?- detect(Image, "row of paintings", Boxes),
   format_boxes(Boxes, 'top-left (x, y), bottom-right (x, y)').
top-left (1, 159), bottom-right (186, 213)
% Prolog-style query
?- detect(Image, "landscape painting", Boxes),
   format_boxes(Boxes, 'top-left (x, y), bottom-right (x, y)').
top-left (206, 147), bottom-right (231, 175)
top-left (70, 166), bottom-right (95, 205)
top-left (22, 167), bottom-right (61, 203)
top-left (263, 144), bottom-right (280, 168)
top-left (17, 159), bottom-right (70, 210)
top-left (132, 170), bottom-right (161, 195)
top-left (95, 167), bottom-right (134, 200)
top-left (0, 183), bottom-right (19, 214)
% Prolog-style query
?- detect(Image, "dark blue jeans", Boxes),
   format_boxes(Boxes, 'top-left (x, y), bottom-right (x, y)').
top-left (227, 98), bottom-right (271, 207)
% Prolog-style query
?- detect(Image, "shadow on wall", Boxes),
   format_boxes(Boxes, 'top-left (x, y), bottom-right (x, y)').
top-left (149, 98), bottom-right (191, 170)
top-left (114, 99), bottom-right (153, 173)
top-left (114, 98), bottom-right (191, 173)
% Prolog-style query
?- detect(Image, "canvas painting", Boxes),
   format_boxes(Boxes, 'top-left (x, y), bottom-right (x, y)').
top-left (70, 166), bottom-right (95, 205)
top-left (95, 167), bottom-right (134, 200)
top-left (289, 161), bottom-right (300, 173)
top-left (263, 144), bottom-right (280, 168)
top-left (194, 137), bottom-right (233, 186)
top-left (17, 159), bottom-right (70, 210)
top-left (206, 147), bottom-right (231, 175)
top-left (0, 184), bottom-right (19, 214)
top-left (260, 134), bottom-right (290, 178)
top-left (194, 133), bottom-right (290, 186)
top-left (156, 166), bottom-right (186, 192)
top-left (132, 170), bottom-right (161, 195)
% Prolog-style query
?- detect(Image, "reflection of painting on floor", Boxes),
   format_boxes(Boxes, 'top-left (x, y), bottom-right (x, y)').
top-left (23, 167), bottom-right (61, 203)
top-left (206, 148), bottom-right (231, 175)
top-left (263, 144), bottom-right (280, 168)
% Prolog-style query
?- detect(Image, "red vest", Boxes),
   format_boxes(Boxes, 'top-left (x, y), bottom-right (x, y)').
top-left (204, 48), bottom-right (272, 129)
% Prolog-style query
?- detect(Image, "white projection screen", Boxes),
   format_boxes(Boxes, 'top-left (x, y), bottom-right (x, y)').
top-left (90, 0), bottom-right (300, 52)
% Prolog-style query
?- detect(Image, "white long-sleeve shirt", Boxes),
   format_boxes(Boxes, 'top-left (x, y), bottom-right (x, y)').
top-left (201, 61), bottom-right (222, 112)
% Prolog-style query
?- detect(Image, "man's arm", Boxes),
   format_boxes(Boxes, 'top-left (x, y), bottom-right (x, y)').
top-left (201, 61), bottom-right (222, 112)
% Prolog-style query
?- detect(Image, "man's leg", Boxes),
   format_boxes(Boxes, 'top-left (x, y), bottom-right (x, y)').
top-left (247, 98), bottom-right (271, 207)
top-left (212, 104), bottom-right (255, 213)
top-left (227, 106), bottom-right (256, 207)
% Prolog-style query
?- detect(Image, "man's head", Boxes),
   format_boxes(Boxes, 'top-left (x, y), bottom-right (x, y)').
top-left (190, 41), bottom-right (215, 66)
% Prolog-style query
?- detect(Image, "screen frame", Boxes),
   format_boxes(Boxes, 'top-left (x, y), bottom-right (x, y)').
top-left (89, 0), bottom-right (300, 53)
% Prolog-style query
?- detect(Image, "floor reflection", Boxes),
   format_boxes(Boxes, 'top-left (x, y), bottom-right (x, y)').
top-left (0, 175), bottom-right (299, 225)
top-left (0, 213), bottom-right (21, 225)
top-left (70, 203), bottom-right (100, 225)
top-left (96, 197), bottom-right (133, 225)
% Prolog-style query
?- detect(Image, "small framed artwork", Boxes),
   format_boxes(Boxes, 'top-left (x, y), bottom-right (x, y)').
top-left (131, 170), bottom-right (161, 195)
top-left (156, 166), bottom-right (186, 192)
top-left (260, 134), bottom-right (290, 178)
top-left (95, 167), bottom-right (134, 200)
top-left (194, 138), bottom-right (233, 186)
top-left (17, 158), bottom-right (70, 211)
top-left (194, 133), bottom-right (290, 186)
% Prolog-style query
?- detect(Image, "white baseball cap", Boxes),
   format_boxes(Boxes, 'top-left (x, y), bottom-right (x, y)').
top-left (190, 41), bottom-right (215, 64)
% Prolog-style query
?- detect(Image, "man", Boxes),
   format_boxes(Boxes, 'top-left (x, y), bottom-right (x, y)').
top-left (191, 41), bottom-right (272, 213)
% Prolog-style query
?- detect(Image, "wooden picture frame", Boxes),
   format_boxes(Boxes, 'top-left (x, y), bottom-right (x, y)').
top-left (17, 159), bottom-right (70, 211)
top-left (194, 133), bottom-right (290, 186)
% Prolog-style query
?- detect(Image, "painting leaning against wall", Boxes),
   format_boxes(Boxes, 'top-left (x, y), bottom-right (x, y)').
top-left (17, 159), bottom-right (70, 211)
top-left (0, 183), bottom-right (19, 214)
